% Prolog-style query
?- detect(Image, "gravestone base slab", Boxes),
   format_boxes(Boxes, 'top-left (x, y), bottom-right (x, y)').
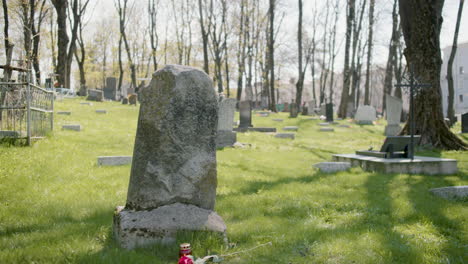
top-left (113, 203), bottom-right (226, 250)
top-left (57, 111), bottom-right (71, 115)
top-left (62, 125), bottom-right (81, 131)
top-left (216, 130), bottom-right (237, 148)
top-left (429, 186), bottom-right (468, 200)
top-left (332, 154), bottom-right (457, 175)
top-left (275, 133), bottom-right (295, 139)
top-left (283, 126), bottom-right (298, 131)
top-left (314, 162), bottom-right (351, 173)
top-left (234, 127), bottom-right (276, 133)
top-left (384, 124), bottom-right (401, 136)
top-left (97, 156), bottom-right (132, 166)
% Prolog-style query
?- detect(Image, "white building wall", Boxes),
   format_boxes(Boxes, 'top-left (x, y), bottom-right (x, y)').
top-left (441, 42), bottom-right (468, 116)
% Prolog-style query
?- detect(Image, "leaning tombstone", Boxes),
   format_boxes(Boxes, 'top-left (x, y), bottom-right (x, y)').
top-left (216, 98), bottom-right (237, 148)
top-left (86, 89), bottom-right (104, 102)
top-left (384, 94), bottom-right (403, 136)
top-left (113, 65), bottom-right (226, 249)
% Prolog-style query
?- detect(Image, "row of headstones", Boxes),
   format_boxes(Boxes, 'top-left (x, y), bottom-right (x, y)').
top-left (58, 102), bottom-right (108, 131)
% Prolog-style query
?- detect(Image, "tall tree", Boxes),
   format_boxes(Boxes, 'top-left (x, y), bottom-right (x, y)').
top-left (382, 0), bottom-right (399, 113)
top-left (236, 0), bottom-right (247, 101)
top-left (148, 0), bottom-right (160, 72)
top-left (363, 0), bottom-right (375, 105)
top-left (30, 0), bottom-right (49, 85)
top-left (198, 0), bottom-right (210, 74)
top-left (446, 0), bottom-right (465, 125)
top-left (268, 0), bottom-right (277, 111)
top-left (295, 0), bottom-right (304, 110)
top-left (2, 0), bottom-right (14, 81)
top-left (115, 0), bottom-right (137, 92)
top-left (338, 0), bottom-right (356, 117)
top-left (50, 0), bottom-right (68, 87)
top-left (398, 0), bottom-right (467, 149)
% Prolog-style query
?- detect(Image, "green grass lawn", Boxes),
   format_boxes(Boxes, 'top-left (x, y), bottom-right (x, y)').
top-left (1, 97), bottom-right (467, 263)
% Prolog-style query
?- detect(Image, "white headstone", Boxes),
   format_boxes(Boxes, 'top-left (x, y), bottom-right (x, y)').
top-left (386, 94), bottom-right (403, 125)
top-left (355, 105), bottom-right (376, 124)
top-left (217, 98), bottom-right (236, 131)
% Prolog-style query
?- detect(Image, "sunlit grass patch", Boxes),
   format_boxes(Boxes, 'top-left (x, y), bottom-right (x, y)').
top-left (0, 98), bottom-right (467, 263)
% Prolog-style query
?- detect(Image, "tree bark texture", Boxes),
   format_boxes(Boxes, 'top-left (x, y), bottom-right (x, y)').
top-left (51, 0), bottom-right (69, 87)
top-left (382, 0), bottom-right (398, 114)
top-left (364, 0), bottom-right (375, 105)
top-left (338, 0), bottom-right (355, 118)
top-left (398, 0), bottom-right (467, 150)
top-left (268, 0), bottom-right (277, 111)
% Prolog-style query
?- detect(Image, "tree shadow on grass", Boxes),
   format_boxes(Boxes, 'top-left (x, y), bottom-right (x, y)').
top-left (362, 171), bottom-right (467, 263)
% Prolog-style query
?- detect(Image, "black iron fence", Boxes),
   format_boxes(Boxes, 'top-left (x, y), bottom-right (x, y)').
top-left (0, 82), bottom-right (54, 145)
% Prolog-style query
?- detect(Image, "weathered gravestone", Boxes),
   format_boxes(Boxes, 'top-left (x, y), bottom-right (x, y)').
top-left (239, 101), bottom-right (253, 128)
top-left (385, 94), bottom-right (403, 136)
top-left (326, 103), bottom-right (334, 122)
top-left (216, 98), bottom-right (237, 148)
top-left (104, 77), bottom-right (117, 100)
top-left (122, 98), bottom-right (129, 104)
top-left (86, 89), bottom-right (104, 102)
top-left (462, 112), bottom-right (468, 133)
top-left (290, 102), bottom-right (299, 118)
top-left (113, 65), bottom-right (226, 249)
top-left (355, 105), bottom-right (376, 125)
top-left (283, 102), bottom-right (290, 112)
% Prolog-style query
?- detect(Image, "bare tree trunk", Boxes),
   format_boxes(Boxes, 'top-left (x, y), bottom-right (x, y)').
top-left (74, 11), bottom-right (86, 95)
top-left (447, 0), bottom-right (464, 125)
top-left (364, 0), bottom-right (375, 105)
top-left (295, 0), bottom-right (304, 110)
top-left (116, 0), bottom-right (137, 90)
top-left (338, 0), bottom-right (355, 117)
top-left (49, 11), bottom-right (57, 72)
top-left (2, 0), bottom-right (14, 81)
top-left (51, 0), bottom-right (69, 87)
top-left (382, 0), bottom-right (398, 114)
top-left (399, 0), bottom-right (467, 150)
top-left (236, 0), bottom-right (247, 101)
top-left (198, 0), bottom-right (210, 74)
top-left (268, 0), bottom-right (277, 111)
top-left (117, 34), bottom-right (124, 95)
top-left (149, 0), bottom-right (159, 72)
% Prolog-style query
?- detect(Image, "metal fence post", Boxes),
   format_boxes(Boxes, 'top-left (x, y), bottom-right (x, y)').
top-left (26, 82), bottom-right (31, 146)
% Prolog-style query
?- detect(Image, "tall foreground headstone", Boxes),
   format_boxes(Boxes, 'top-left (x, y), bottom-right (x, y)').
top-left (216, 98), bottom-right (237, 147)
top-left (385, 94), bottom-right (403, 136)
top-left (114, 65), bottom-right (226, 249)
